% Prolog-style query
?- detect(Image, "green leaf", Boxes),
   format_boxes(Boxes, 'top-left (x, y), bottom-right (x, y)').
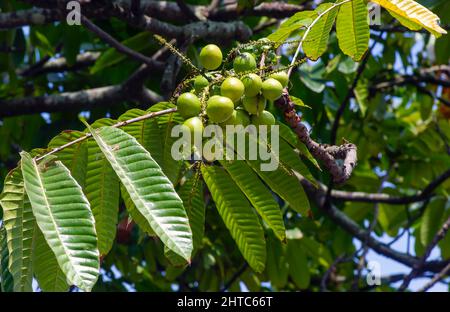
top-left (201, 166), bottom-right (266, 272)
top-left (118, 109), bottom-right (164, 166)
top-left (244, 135), bottom-right (310, 215)
top-left (303, 3), bottom-right (339, 60)
top-left (278, 138), bottom-right (316, 187)
top-left (121, 184), bottom-right (155, 236)
top-left (268, 11), bottom-right (316, 44)
top-left (287, 239), bottom-right (310, 289)
top-left (32, 227), bottom-right (69, 292)
top-left (85, 125), bottom-right (193, 261)
top-left (48, 131), bottom-right (88, 188)
top-left (85, 119), bottom-right (119, 256)
top-left (91, 32), bottom-right (153, 74)
top-left (148, 103), bottom-right (184, 184)
top-left (266, 233), bottom-right (288, 288)
top-left (20, 152), bottom-right (99, 291)
top-left (220, 159), bottom-right (286, 242)
top-left (1, 226), bottom-right (14, 292)
top-left (0, 168), bottom-right (34, 291)
top-left (420, 196), bottom-right (446, 246)
top-left (290, 95), bottom-right (311, 109)
top-left (178, 174), bottom-right (205, 253)
top-left (336, 0), bottom-right (369, 61)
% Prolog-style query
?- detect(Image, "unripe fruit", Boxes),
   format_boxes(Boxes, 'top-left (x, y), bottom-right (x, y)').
top-left (261, 78), bottom-right (283, 101)
top-left (221, 77), bottom-right (245, 102)
top-left (241, 73), bottom-right (262, 97)
top-left (183, 116), bottom-right (204, 138)
top-left (199, 44), bottom-right (223, 70)
top-left (233, 52), bottom-right (257, 73)
top-left (242, 95), bottom-right (266, 115)
top-left (177, 93), bottom-right (201, 119)
top-left (206, 95), bottom-right (234, 123)
top-left (194, 75), bottom-right (209, 93)
top-left (220, 109), bottom-right (250, 127)
top-left (269, 71), bottom-right (289, 87)
top-left (251, 110), bottom-right (276, 126)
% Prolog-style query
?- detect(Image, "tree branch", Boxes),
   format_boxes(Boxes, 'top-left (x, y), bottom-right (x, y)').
top-left (275, 92), bottom-right (357, 184)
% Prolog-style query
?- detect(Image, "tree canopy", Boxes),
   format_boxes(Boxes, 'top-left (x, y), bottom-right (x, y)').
top-left (0, 0), bottom-right (449, 292)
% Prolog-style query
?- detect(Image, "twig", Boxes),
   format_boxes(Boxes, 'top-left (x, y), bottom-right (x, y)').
top-left (320, 254), bottom-right (350, 291)
top-left (220, 263), bottom-right (248, 292)
top-left (80, 14), bottom-right (157, 66)
top-left (418, 263), bottom-right (450, 292)
top-left (399, 215), bottom-right (450, 291)
top-left (175, 0), bottom-right (199, 21)
top-left (35, 107), bottom-right (177, 162)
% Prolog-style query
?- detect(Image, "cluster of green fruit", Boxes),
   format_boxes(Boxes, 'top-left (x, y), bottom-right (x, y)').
top-left (177, 44), bottom-right (289, 137)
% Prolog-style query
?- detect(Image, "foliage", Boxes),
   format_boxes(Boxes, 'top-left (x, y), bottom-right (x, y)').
top-left (0, 0), bottom-right (449, 292)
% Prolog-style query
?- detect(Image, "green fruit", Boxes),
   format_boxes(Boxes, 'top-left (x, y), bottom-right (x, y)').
top-left (183, 116), bottom-right (204, 138)
top-left (251, 110), bottom-right (276, 126)
top-left (199, 44), bottom-right (223, 70)
top-left (206, 95), bottom-right (234, 123)
top-left (269, 71), bottom-right (289, 87)
top-left (220, 109), bottom-right (250, 127)
top-left (194, 75), bottom-right (209, 93)
top-left (177, 93), bottom-right (201, 119)
top-left (220, 77), bottom-right (245, 102)
top-left (241, 73), bottom-right (262, 97)
top-left (261, 78), bottom-right (283, 101)
top-left (233, 52), bottom-right (257, 73)
top-left (242, 95), bottom-right (266, 115)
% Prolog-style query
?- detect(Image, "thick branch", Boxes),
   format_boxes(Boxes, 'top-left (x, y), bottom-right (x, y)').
top-left (0, 7), bottom-right (60, 29)
top-left (329, 168), bottom-right (450, 204)
top-left (299, 177), bottom-right (450, 274)
top-left (275, 92), bottom-right (357, 184)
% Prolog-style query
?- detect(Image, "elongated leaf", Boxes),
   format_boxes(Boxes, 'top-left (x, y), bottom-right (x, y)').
top-left (85, 119), bottom-right (119, 256)
top-left (119, 109), bottom-right (164, 166)
top-left (303, 3), bottom-right (339, 60)
top-left (120, 184), bottom-right (155, 236)
top-left (201, 166), bottom-right (266, 272)
top-left (20, 152), bottom-right (99, 291)
top-left (149, 103), bottom-right (184, 184)
top-left (287, 239), bottom-right (310, 289)
top-left (48, 130), bottom-right (88, 188)
top-left (243, 135), bottom-right (310, 215)
top-left (336, 0), bottom-right (369, 61)
top-left (178, 175), bottom-right (205, 253)
top-left (85, 125), bottom-right (193, 261)
top-left (277, 122), bottom-right (320, 169)
top-left (266, 233), bottom-right (288, 288)
top-left (278, 138), bottom-right (316, 186)
top-left (33, 226), bottom-right (69, 292)
top-left (1, 226), bottom-right (14, 292)
top-left (268, 11), bottom-right (316, 44)
top-left (420, 196), bottom-right (446, 247)
top-left (0, 168), bottom-right (34, 291)
top-left (372, 0), bottom-right (447, 37)
top-left (220, 159), bottom-right (286, 242)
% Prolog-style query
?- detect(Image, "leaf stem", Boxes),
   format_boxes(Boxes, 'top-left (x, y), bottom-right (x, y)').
top-left (287, 0), bottom-right (351, 78)
top-left (35, 107), bottom-right (177, 163)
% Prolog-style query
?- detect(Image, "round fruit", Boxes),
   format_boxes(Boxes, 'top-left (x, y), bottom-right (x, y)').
top-left (199, 44), bottom-right (223, 70)
top-left (233, 52), bottom-right (257, 73)
top-left (251, 110), bottom-right (275, 126)
top-left (261, 78), bottom-right (283, 101)
top-left (206, 95), bottom-right (234, 123)
top-left (183, 116), bottom-right (204, 138)
top-left (242, 95), bottom-right (266, 115)
top-left (177, 93), bottom-right (201, 119)
top-left (241, 73), bottom-right (262, 97)
top-left (193, 75), bottom-right (209, 93)
top-left (220, 77), bottom-right (245, 102)
top-left (220, 109), bottom-right (250, 127)
top-left (269, 71), bottom-right (289, 87)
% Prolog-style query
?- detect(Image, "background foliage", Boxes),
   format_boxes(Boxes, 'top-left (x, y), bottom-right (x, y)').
top-left (0, 0), bottom-right (449, 292)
